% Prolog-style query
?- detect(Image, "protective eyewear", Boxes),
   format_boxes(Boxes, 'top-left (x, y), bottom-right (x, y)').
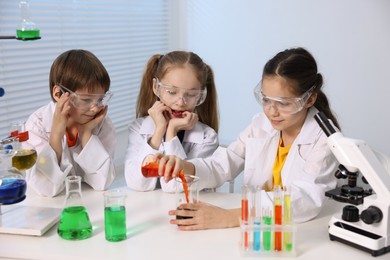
top-left (155, 78), bottom-right (207, 107)
top-left (253, 81), bottom-right (315, 115)
top-left (58, 84), bottom-right (113, 110)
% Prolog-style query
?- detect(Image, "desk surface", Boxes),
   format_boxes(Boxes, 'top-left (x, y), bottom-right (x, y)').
top-left (0, 181), bottom-right (387, 260)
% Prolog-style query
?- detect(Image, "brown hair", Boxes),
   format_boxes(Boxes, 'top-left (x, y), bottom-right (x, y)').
top-left (49, 49), bottom-right (110, 101)
top-left (262, 47), bottom-right (340, 129)
top-left (136, 51), bottom-right (219, 133)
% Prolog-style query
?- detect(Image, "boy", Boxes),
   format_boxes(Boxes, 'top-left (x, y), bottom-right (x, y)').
top-left (24, 49), bottom-right (116, 197)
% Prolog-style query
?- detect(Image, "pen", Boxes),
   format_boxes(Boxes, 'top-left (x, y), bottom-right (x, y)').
top-left (253, 186), bottom-right (261, 251)
top-left (283, 186), bottom-right (293, 251)
top-left (274, 185), bottom-right (282, 251)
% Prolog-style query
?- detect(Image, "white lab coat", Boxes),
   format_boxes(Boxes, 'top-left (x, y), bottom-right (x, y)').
top-left (124, 116), bottom-right (218, 192)
top-left (193, 107), bottom-right (338, 223)
top-left (23, 101), bottom-right (116, 197)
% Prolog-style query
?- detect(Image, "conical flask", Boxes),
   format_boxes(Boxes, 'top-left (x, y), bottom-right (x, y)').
top-left (57, 175), bottom-right (92, 240)
top-left (16, 0), bottom-right (40, 40)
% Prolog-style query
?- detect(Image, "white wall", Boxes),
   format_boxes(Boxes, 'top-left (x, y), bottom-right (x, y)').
top-left (182, 0), bottom-right (390, 157)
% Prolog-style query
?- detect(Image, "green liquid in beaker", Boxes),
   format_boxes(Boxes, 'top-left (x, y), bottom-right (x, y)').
top-left (57, 206), bottom-right (92, 240)
top-left (104, 206), bottom-right (126, 242)
top-left (16, 29), bottom-right (40, 40)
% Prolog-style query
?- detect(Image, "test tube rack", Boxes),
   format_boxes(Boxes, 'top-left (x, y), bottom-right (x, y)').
top-left (240, 221), bottom-right (296, 257)
top-left (239, 185), bottom-right (296, 257)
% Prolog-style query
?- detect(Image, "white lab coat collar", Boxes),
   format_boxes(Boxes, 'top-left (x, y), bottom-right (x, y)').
top-left (293, 107), bottom-right (320, 145)
top-left (139, 116), bottom-right (205, 144)
top-left (253, 107), bottom-right (320, 145)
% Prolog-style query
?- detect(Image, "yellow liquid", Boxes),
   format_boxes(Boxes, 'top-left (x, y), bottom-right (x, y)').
top-left (12, 149), bottom-right (37, 170)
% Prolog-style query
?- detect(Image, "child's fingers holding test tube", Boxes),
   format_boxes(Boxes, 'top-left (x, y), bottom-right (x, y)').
top-left (158, 155), bottom-right (185, 181)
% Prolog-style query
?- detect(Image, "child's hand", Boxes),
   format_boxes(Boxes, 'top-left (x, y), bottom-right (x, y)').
top-left (51, 92), bottom-right (71, 138)
top-left (77, 106), bottom-right (108, 146)
top-left (50, 92), bottom-right (71, 163)
top-left (148, 101), bottom-right (171, 131)
top-left (166, 111), bottom-right (198, 140)
top-left (170, 111), bottom-right (198, 131)
top-left (158, 154), bottom-right (185, 182)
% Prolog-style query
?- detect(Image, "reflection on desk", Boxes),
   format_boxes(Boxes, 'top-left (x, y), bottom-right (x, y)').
top-left (0, 184), bottom-right (387, 260)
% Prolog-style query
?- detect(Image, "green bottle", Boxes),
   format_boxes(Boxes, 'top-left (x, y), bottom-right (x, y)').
top-left (57, 176), bottom-right (92, 240)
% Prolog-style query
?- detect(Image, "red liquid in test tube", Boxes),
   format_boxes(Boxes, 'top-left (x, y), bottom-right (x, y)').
top-left (274, 185), bottom-right (282, 251)
top-left (241, 186), bottom-right (250, 249)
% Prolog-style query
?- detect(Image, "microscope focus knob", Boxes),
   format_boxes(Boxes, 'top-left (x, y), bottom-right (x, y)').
top-left (342, 205), bottom-right (359, 222)
top-left (360, 206), bottom-right (383, 224)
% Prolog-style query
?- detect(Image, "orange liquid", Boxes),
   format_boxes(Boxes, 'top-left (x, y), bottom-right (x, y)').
top-left (274, 204), bottom-right (283, 251)
top-left (141, 162), bottom-right (189, 203)
top-left (241, 199), bottom-right (249, 248)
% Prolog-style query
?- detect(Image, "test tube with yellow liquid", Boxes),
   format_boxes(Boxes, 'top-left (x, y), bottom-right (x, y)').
top-left (283, 187), bottom-right (293, 251)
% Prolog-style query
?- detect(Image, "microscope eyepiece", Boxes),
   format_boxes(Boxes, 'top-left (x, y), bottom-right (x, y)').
top-left (314, 111), bottom-right (336, 137)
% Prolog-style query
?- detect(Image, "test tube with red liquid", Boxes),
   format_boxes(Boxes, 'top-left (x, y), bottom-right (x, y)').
top-left (274, 185), bottom-right (282, 251)
top-left (241, 185), bottom-right (250, 250)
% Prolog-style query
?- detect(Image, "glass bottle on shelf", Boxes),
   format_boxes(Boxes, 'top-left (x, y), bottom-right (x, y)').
top-left (57, 176), bottom-right (92, 240)
top-left (16, 0), bottom-right (40, 40)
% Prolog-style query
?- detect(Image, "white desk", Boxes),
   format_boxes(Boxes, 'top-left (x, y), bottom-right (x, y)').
top-left (0, 183), bottom-right (387, 260)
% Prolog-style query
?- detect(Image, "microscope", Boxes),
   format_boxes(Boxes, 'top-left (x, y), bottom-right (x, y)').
top-left (314, 112), bottom-right (390, 257)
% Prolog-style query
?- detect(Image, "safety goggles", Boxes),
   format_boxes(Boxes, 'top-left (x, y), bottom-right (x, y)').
top-left (253, 81), bottom-right (315, 115)
top-left (155, 78), bottom-right (207, 107)
top-left (58, 84), bottom-right (113, 110)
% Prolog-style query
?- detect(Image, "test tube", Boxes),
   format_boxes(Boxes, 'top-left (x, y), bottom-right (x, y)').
top-left (241, 185), bottom-right (250, 250)
top-left (283, 186), bottom-right (293, 251)
top-left (262, 207), bottom-right (272, 251)
top-left (253, 186), bottom-right (262, 251)
top-left (274, 185), bottom-right (282, 251)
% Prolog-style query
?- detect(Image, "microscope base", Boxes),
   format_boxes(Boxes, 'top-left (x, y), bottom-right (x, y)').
top-left (329, 217), bottom-right (390, 257)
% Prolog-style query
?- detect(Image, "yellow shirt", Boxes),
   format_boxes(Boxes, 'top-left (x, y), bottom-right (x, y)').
top-left (272, 137), bottom-right (292, 188)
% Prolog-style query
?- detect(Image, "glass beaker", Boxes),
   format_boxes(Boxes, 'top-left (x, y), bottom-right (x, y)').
top-left (0, 149), bottom-right (26, 206)
top-left (104, 189), bottom-right (127, 242)
top-left (57, 176), bottom-right (92, 240)
top-left (0, 123), bottom-right (32, 206)
top-left (175, 175), bottom-right (199, 220)
top-left (16, 0), bottom-right (40, 40)
top-left (9, 121), bottom-right (37, 171)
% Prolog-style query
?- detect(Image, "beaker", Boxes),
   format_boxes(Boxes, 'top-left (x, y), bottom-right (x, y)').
top-left (57, 176), bottom-right (92, 240)
top-left (103, 189), bottom-right (127, 242)
top-left (175, 175), bottom-right (199, 220)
